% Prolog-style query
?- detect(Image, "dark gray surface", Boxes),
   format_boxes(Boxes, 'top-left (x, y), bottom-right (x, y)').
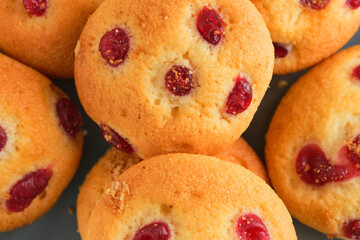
top-left (1, 30), bottom-right (359, 240)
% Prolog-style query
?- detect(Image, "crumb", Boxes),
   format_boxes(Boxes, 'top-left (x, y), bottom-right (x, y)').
top-left (347, 140), bottom-right (360, 156)
top-left (68, 206), bottom-right (75, 215)
top-left (83, 129), bottom-right (88, 136)
top-left (3, 192), bottom-right (10, 200)
top-left (106, 181), bottom-right (130, 213)
top-left (277, 80), bottom-right (288, 88)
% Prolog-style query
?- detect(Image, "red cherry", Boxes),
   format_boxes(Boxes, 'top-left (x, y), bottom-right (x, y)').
top-left (344, 219), bottom-right (360, 240)
top-left (352, 65), bottom-right (360, 81)
top-left (237, 214), bottom-right (270, 240)
top-left (165, 65), bottom-right (193, 96)
top-left (56, 98), bottom-right (83, 138)
top-left (296, 144), bottom-right (350, 186)
top-left (0, 126), bottom-right (7, 152)
top-left (100, 124), bottom-right (134, 154)
top-left (197, 7), bottom-right (225, 45)
top-left (23, 0), bottom-right (48, 17)
top-left (5, 167), bottom-right (53, 212)
top-left (99, 28), bottom-right (129, 67)
top-left (133, 222), bottom-right (171, 240)
top-left (226, 76), bottom-right (252, 116)
top-left (300, 0), bottom-right (330, 10)
top-left (273, 42), bottom-right (289, 59)
top-left (347, 0), bottom-right (360, 9)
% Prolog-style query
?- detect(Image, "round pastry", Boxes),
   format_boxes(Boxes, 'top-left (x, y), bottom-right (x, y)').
top-left (252, 0), bottom-right (360, 75)
top-left (77, 138), bottom-right (268, 238)
top-left (84, 154), bottom-right (296, 240)
top-left (266, 45), bottom-right (360, 239)
top-left (0, 54), bottom-right (83, 231)
top-left (0, 0), bottom-right (104, 78)
top-left (75, 0), bottom-right (274, 159)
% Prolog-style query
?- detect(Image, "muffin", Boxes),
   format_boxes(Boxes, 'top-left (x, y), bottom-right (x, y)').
top-left (75, 0), bottom-right (274, 159)
top-left (252, 0), bottom-right (360, 74)
top-left (0, 54), bottom-right (83, 231)
top-left (0, 0), bottom-right (104, 78)
top-left (84, 154), bottom-right (296, 240)
top-left (266, 45), bottom-right (360, 239)
top-left (77, 138), bottom-right (268, 238)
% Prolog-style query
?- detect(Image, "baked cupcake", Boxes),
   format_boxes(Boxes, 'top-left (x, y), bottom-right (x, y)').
top-left (0, 54), bottom-right (83, 231)
top-left (84, 154), bottom-right (296, 240)
top-left (252, 0), bottom-right (360, 74)
top-left (266, 45), bottom-right (360, 239)
top-left (75, 0), bottom-right (274, 159)
top-left (0, 0), bottom-right (104, 78)
top-left (77, 139), bottom-right (268, 238)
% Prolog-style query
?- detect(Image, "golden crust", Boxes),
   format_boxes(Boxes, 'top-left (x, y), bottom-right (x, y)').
top-left (266, 45), bottom-right (360, 239)
top-left (0, 54), bottom-right (83, 231)
top-left (216, 138), bottom-right (269, 183)
top-left (0, 0), bottom-right (103, 78)
top-left (77, 148), bottom-right (141, 239)
top-left (77, 139), bottom-right (268, 238)
top-left (75, 0), bottom-right (274, 159)
top-left (252, 0), bottom-right (360, 74)
top-left (85, 154), bottom-right (296, 240)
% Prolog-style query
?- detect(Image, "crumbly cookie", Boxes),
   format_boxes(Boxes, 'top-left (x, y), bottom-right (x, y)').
top-left (266, 45), bottom-right (360, 239)
top-left (75, 0), bottom-right (274, 159)
top-left (85, 154), bottom-right (296, 240)
top-left (77, 139), bottom-right (268, 238)
top-left (252, 0), bottom-right (360, 74)
top-left (0, 0), bottom-right (104, 78)
top-left (0, 54), bottom-right (83, 231)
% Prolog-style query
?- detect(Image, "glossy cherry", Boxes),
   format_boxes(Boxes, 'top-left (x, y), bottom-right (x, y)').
top-left (226, 76), bottom-right (252, 116)
top-left (237, 214), bottom-right (270, 240)
top-left (197, 7), bottom-right (225, 45)
top-left (352, 65), bottom-right (360, 81)
top-left (165, 65), bottom-right (193, 96)
top-left (100, 124), bottom-right (134, 154)
top-left (344, 219), bottom-right (360, 240)
top-left (296, 144), bottom-right (350, 186)
top-left (56, 98), bottom-right (83, 138)
top-left (99, 28), bottom-right (129, 67)
top-left (5, 168), bottom-right (53, 212)
top-left (0, 126), bottom-right (7, 152)
top-left (23, 0), bottom-right (48, 16)
top-left (133, 222), bottom-right (171, 240)
top-left (347, 0), bottom-right (360, 9)
top-left (300, 0), bottom-right (330, 10)
top-left (273, 42), bottom-right (289, 59)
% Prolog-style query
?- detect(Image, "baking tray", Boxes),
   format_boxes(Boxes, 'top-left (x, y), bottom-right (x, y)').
top-left (1, 29), bottom-right (360, 240)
